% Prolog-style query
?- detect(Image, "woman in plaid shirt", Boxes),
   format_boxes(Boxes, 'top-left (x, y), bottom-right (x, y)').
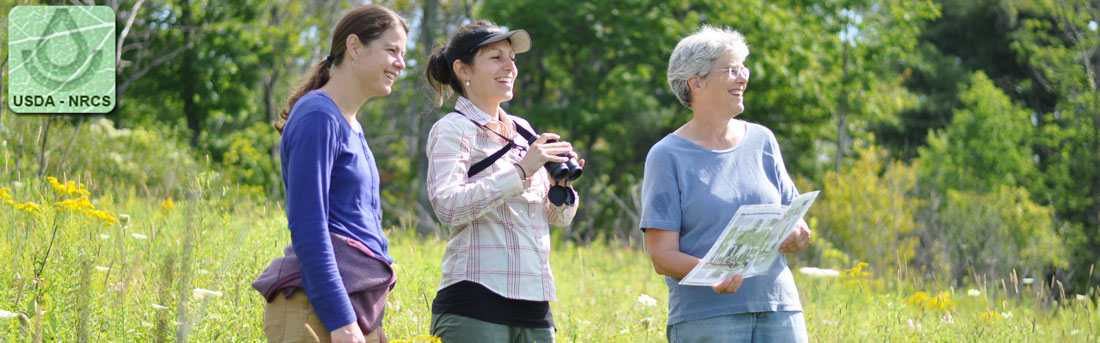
top-left (423, 21), bottom-right (583, 343)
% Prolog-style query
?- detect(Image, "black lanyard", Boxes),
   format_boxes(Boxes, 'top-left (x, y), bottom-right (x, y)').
top-left (455, 110), bottom-right (537, 178)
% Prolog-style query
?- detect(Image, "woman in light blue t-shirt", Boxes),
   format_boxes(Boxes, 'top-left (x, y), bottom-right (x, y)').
top-left (640, 26), bottom-right (813, 343)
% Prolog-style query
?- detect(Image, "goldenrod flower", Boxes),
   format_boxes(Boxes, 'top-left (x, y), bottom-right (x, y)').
top-left (160, 198), bottom-right (175, 211)
top-left (0, 187), bottom-right (11, 199)
top-left (3, 200), bottom-right (13, 206)
top-left (13, 202), bottom-right (42, 216)
top-left (54, 196), bottom-right (95, 212)
top-left (80, 208), bottom-right (119, 226)
top-left (979, 310), bottom-right (1001, 322)
top-left (47, 177), bottom-right (90, 198)
top-left (844, 262), bottom-right (873, 280)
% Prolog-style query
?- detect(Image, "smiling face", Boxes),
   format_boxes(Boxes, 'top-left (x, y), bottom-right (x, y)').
top-left (353, 25), bottom-right (407, 98)
top-left (693, 51), bottom-right (749, 116)
top-left (457, 40), bottom-right (518, 108)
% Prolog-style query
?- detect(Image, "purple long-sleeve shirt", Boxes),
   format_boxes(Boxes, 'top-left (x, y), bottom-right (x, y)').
top-left (280, 89), bottom-right (392, 332)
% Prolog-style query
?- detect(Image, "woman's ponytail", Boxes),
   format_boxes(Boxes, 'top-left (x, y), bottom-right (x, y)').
top-left (274, 58), bottom-right (333, 133)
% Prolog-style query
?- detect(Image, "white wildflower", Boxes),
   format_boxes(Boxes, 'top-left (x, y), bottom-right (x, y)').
top-left (141, 322), bottom-right (154, 328)
top-left (98, 234), bottom-right (109, 240)
top-left (1070, 330), bottom-right (1080, 335)
top-left (1022, 277), bottom-right (1034, 285)
top-left (619, 329), bottom-right (629, 334)
top-left (967, 289), bottom-right (981, 297)
top-left (1001, 311), bottom-right (1013, 319)
top-left (94, 266), bottom-right (110, 272)
top-left (821, 319), bottom-right (839, 326)
top-left (637, 293), bottom-right (657, 307)
top-left (131, 233), bottom-right (148, 240)
top-left (798, 267), bottom-right (840, 277)
top-left (0, 310), bottom-right (16, 319)
top-left (1076, 294), bottom-right (1087, 301)
top-left (941, 313), bottom-right (954, 324)
top-left (192, 288), bottom-right (223, 300)
top-left (151, 304), bottom-right (168, 310)
top-left (118, 214), bottom-right (130, 227)
top-left (1089, 21), bottom-right (1098, 32)
top-left (198, 269), bottom-right (209, 275)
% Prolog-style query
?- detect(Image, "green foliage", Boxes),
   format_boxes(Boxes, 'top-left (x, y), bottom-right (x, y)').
top-left (811, 142), bottom-right (922, 271)
top-left (209, 122), bottom-right (281, 199)
top-left (1012, 0), bottom-right (1100, 287)
top-left (919, 71), bottom-right (1038, 193)
top-left (930, 186), bottom-right (1067, 281)
top-left (1, 179), bottom-right (1096, 341)
top-left (0, 115), bottom-right (201, 198)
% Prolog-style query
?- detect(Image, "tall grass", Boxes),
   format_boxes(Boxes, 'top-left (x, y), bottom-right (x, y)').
top-left (0, 175), bottom-right (1096, 342)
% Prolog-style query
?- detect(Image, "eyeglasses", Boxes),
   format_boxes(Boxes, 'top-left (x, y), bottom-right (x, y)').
top-left (714, 65), bottom-right (751, 79)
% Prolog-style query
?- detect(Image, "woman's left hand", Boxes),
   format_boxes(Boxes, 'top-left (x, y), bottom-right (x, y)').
top-left (779, 219), bottom-right (811, 253)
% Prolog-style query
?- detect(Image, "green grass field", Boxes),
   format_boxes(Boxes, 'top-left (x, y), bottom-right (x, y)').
top-left (1, 177), bottom-right (1097, 342)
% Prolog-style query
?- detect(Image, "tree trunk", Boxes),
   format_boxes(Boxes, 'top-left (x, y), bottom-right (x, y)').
top-left (414, 0), bottom-right (442, 236)
top-left (181, 0), bottom-right (201, 148)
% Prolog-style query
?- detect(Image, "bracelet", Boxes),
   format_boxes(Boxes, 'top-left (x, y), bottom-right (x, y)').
top-left (513, 163), bottom-right (528, 180)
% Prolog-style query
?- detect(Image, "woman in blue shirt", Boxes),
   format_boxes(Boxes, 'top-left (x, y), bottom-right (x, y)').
top-left (256, 5), bottom-right (407, 343)
top-left (640, 26), bottom-right (813, 343)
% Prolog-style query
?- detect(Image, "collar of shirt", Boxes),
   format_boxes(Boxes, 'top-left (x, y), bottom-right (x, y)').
top-left (455, 96), bottom-right (513, 138)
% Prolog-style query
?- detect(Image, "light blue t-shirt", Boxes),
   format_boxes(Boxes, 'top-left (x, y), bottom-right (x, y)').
top-left (639, 122), bottom-right (802, 326)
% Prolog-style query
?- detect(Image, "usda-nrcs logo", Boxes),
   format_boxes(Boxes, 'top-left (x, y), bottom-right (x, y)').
top-left (7, 6), bottom-right (116, 114)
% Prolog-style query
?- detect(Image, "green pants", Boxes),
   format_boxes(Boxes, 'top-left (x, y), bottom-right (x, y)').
top-left (429, 313), bottom-right (554, 343)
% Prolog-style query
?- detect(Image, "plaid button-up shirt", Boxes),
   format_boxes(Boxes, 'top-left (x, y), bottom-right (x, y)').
top-left (426, 96), bottom-right (578, 302)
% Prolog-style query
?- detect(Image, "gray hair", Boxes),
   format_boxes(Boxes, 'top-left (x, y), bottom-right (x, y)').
top-left (667, 26), bottom-right (749, 108)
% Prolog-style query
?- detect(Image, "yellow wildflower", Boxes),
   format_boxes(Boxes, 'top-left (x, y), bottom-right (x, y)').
top-left (979, 310), bottom-right (1001, 322)
top-left (4, 200), bottom-right (14, 206)
top-left (905, 291), bottom-right (953, 312)
top-left (54, 196), bottom-right (95, 212)
top-left (13, 202), bottom-right (42, 216)
top-left (844, 262), bottom-right (873, 280)
top-left (0, 187), bottom-right (11, 199)
top-left (47, 177), bottom-right (90, 197)
top-left (160, 198), bottom-right (175, 211)
top-left (391, 335), bottom-right (442, 343)
top-left (82, 209), bottom-right (120, 226)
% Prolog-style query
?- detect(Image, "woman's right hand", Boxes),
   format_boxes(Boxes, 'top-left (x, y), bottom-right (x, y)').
top-left (331, 322), bottom-right (367, 343)
top-left (517, 133), bottom-right (573, 178)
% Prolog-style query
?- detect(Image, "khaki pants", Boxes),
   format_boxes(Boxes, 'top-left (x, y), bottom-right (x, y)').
top-left (264, 290), bottom-right (382, 343)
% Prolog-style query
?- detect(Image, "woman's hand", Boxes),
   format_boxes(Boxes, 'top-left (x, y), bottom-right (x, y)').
top-left (778, 219), bottom-right (811, 253)
top-left (712, 273), bottom-right (744, 294)
top-left (518, 133), bottom-right (573, 179)
top-left (331, 322), bottom-right (367, 343)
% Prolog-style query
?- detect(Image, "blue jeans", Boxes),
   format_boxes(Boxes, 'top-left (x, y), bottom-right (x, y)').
top-left (667, 311), bottom-right (807, 343)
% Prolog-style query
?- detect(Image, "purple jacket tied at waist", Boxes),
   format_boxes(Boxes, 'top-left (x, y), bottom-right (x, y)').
top-left (253, 233), bottom-right (396, 340)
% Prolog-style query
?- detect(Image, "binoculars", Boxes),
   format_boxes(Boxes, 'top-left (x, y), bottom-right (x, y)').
top-left (544, 140), bottom-right (582, 206)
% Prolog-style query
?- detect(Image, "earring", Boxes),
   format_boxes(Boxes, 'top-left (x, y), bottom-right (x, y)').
top-left (465, 80), bottom-right (470, 86)
top-left (352, 60), bottom-right (359, 67)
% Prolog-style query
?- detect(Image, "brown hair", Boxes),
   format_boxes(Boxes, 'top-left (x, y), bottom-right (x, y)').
top-left (425, 20), bottom-right (497, 107)
top-left (274, 5), bottom-right (409, 133)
